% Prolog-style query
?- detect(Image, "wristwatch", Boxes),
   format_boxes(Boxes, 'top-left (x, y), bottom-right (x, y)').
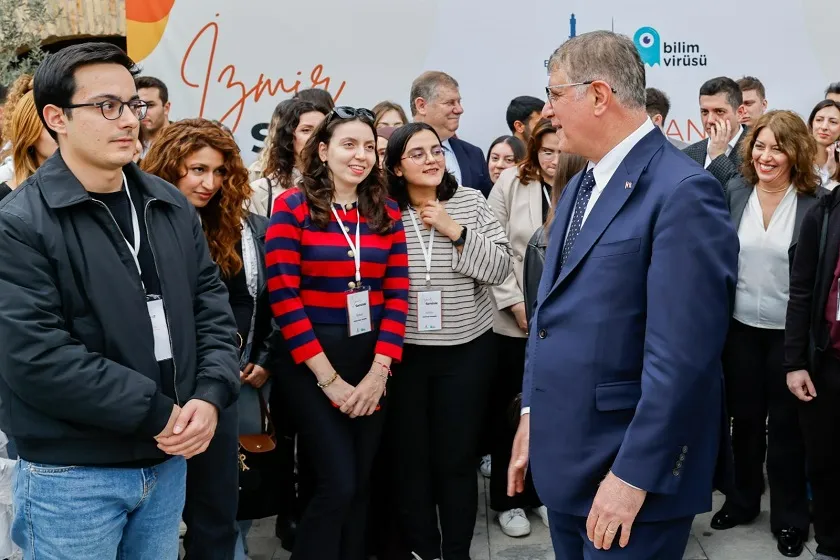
top-left (453, 226), bottom-right (467, 247)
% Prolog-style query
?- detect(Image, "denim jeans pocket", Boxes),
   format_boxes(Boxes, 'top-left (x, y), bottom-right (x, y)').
top-left (26, 462), bottom-right (79, 474)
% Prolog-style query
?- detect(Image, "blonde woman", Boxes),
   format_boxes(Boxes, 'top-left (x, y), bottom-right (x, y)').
top-left (0, 90), bottom-right (56, 198)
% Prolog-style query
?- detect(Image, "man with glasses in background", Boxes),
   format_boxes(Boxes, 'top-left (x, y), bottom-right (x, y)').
top-left (0, 43), bottom-right (239, 558)
top-left (509, 31), bottom-right (737, 559)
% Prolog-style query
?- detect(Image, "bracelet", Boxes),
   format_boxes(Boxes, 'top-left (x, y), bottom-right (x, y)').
top-left (317, 372), bottom-right (339, 389)
top-left (373, 360), bottom-right (392, 379)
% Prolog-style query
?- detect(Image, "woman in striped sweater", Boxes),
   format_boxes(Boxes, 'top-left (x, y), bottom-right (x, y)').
top-left (383, 122), bottom-right (512, 560)
top-left (265, 107), bottom-right (409, 560)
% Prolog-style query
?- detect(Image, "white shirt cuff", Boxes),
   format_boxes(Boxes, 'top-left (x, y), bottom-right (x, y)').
top-left (520, 407), bottom-right (531, 416)
top-left (611, 472), bottom-right (642, 491)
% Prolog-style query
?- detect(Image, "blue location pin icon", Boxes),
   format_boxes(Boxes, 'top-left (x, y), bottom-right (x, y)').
top-left (633, 27), bottom-right (661, 66)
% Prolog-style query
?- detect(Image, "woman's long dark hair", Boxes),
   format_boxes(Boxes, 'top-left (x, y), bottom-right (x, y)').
top-left (384, 122), bottom-right (459, 210)
top-left (298, 112), bottom-right (392, 234)
top-left (264, 99), bottom-right (325, 188)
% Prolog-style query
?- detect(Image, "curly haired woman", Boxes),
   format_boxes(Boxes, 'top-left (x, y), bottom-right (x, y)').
top-left (143, 118), bottom-right (281, 560)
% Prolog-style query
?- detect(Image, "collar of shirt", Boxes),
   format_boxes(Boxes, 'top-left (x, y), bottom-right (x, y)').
top-left (727, 125), bottom-right (744, 154)
top-left (586, 118), bottom-right (656, 192)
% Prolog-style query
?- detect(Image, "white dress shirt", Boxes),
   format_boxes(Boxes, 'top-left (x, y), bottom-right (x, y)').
top-left (441, 139), bottom-right (463, 185)
top-left (523, 118), bottom-right (656, 419)
top-left (704, 125), bottom-right (744, 169)
top-left (732, 186), bottom-right (797, 330)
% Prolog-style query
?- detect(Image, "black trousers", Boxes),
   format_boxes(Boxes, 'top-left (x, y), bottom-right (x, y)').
top-left (273, 325), bottom-right (384, 560)
top-left (802, 355), bottom-right (840, 557)
top-left (270, 382), bottom-right (315, 524)
top-left (489, 334), bottom-right (541, 512)
top-left (721, 320), bottom-right (809, 533)
top-left (182, 404), bottom-right (240, 560)
top-left (387, 331), bottom-right (494, 560)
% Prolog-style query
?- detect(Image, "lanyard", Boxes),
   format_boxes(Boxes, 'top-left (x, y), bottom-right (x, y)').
top-left (408, 207), bottom-right (435, 284)
top-left (119, 172), bottom-right (143, 283)
top-left (331, 204), bottom-right (361, 283)
top-left (542, 184), bottom-right (552, 208)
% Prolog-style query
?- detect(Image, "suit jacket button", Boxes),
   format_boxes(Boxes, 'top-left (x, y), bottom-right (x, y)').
top-left (676, 461), bottom-right (683, 468)
top-left (682, 446), bottom-right (688, 453)
top-left (538, 329), bottom-right (547, 339)
top-left (679, 454), bottom-right (686, 461)
top-left (516, 255), bottom-right (523, 262)
top-left (673, 469), bottom-right (680, 476)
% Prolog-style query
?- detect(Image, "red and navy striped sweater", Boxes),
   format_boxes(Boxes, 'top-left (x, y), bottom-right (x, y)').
top-left (265, 188), bottom-right (409, 364)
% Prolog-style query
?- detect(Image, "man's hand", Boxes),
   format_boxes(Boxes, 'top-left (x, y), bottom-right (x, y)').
top-left (507, 413), bottom-right (530, 497)
top-left (707, 120), bottom-right (731, 161)
top-left (586, 471), bottom-right (647, 550)
top-left (156, 399), bottom-right (219, 459)
top-left (509, 302), bottom-right (529, 333)
top-left (241, 363), bottom-right (271, 388)
top-left (787, 369), bottom-right (817, 402)
top-left (155, 404), bottom-right (182, 440)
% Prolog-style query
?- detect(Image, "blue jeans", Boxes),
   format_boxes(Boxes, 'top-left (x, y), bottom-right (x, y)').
top-left (12, 456), bottom-right (186, 560)
top-left (234, 520), bottom-right (252, 560)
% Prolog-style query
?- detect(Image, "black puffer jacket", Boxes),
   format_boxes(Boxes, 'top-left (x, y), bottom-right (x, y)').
top-left (0, 153), bottom-right (240, 465)
top-left (523, 226), bottom-right (547, 324)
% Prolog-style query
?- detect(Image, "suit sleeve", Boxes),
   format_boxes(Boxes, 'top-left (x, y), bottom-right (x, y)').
top-left (610, 173), bottom-right (738, 494)
top-left (0, 211), bottom-right (174, 437)
top-left (784, 202), bottom-right (823, 373)
top-left (707, 155), bottom-right (740, 187)
top-left (190, 210), bottom-right (241, 410)
top-left (487, 176), bottom-right (525, 310)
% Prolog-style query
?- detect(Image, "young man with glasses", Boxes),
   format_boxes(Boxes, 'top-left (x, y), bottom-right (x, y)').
top-left (0, 43), bottom-right (240, 558)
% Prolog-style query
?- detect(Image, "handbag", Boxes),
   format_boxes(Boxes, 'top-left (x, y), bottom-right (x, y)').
top-left (237, 388), bottom-right (282, 521)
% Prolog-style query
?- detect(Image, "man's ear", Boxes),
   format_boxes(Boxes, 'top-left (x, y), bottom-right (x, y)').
top-left (42, 105), bottom-right (67, 138)
top-left (414, 97), bottom-right (427, 118)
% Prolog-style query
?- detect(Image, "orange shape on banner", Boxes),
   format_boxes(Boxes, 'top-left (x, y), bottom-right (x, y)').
top-left (126, 0), bottom-right (176, 62)
top-left (126, 0), bottom-right (176, 23)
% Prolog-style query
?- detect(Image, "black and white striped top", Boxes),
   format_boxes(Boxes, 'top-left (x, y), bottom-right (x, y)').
top-left (401, 186), bottom-right (512, 346)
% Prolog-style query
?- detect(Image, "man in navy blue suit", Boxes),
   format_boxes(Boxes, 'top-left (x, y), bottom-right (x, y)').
top-left (409, 71), bottom-right (494, 197)
top-left (507, 31), bottom-right (738, 559)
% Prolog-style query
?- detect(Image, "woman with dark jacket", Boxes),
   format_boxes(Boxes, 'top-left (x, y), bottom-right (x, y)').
top-left (143, 119), bottom-right (281, 559)
top-left (522, 152), bottom-right (587, 322)
top-left (710, 111), bottom-right (823, 558)
top-left (785, 148), bottom-right (840, 560)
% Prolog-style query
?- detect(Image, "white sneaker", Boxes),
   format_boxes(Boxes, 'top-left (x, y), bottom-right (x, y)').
top-left (479, 454), bottom-right (492, 478)
top-left (536, 505), bottom-right (550, 528)
top-left (498, 508), bottom-right (531, 537)
top-left (179, 520), bottom-right (187, 538)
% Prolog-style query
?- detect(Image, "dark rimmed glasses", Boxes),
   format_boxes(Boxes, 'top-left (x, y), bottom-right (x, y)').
top-left (63, 99), bottom-right (149, 121)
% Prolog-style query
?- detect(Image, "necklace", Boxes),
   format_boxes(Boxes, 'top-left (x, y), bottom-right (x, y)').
top-left (756, 184), bottom-right (789, 194)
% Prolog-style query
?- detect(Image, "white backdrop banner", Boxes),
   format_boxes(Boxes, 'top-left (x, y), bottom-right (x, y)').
top-left (127, 0), bottom-right (840, 165)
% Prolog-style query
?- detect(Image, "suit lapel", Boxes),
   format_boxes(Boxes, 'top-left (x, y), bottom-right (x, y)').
top-left (448, 139), bottom-right (471, 186)
top-left (792, 193), bottom-right (816, 248)
top-left (538, 171), bottom-right (583, 302)
top-left (546, 129), bottom-right (666, 296)
top-left (529, 180), bottom-right (544, 234)
top-left (729, 187), bottom-right (750, 231)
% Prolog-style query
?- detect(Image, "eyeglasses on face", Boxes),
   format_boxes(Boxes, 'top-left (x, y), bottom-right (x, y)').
top-left (545, 80), bottom-right (618, 104)
top-left (401, 146), bottom-right (445, 165)
top-left (63, 99), bottom-right (149, 121)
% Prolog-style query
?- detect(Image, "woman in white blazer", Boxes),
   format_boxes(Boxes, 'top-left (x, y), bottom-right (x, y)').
top-left (485, 119), bottom-right (559, 537)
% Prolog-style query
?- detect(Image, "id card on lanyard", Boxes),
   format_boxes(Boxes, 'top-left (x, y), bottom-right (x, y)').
top-left (120, 172), bottom-right (173, 360)
top-left (332, 204), bottom-right (372, 337)
top-left (408, 207), bottom-right (442, 331)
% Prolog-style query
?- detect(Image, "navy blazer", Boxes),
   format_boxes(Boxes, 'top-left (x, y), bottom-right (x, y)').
top-left (523, 127), bottom-right (739, 522)
top-left (449, 137), bottom-right (493, 197)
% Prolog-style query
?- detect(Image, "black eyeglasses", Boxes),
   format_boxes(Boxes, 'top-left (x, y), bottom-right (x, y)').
top-left (328, 106), bottom-right (375, 123)
top-left (63, 99), bottom-right (149, 121)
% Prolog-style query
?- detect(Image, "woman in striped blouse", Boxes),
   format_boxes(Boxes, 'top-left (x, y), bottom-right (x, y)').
top-left (383, 122), bottom-right (512, 560)
top-left (265, 107), bottom-right (409, 560)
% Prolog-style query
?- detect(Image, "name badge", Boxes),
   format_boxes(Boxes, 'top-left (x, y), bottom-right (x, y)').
top-left (146, 296), bottom-right (173, 361)
top-left (346, 287), bottom-right (372, 337)
top-left (417, 289), bottom-right (442, 331)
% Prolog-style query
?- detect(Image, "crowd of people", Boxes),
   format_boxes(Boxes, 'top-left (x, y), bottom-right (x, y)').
top-left (0, 31), bottom-right (838, 560)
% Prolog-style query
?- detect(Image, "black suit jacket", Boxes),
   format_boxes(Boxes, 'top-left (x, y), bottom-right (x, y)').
top-left (449, 137), bottom-right (493, 197)
top-left (683, 126), bottom-right (748, 187)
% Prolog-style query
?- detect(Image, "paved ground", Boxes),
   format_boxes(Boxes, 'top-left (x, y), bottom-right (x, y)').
top-left (240, 477), bottom-right (819, 559)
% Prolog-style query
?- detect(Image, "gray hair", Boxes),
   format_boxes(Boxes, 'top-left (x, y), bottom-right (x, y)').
top-left (547, 31), bottom-right (646, 110)
top-left (409, 71), bottom-right (459, 116)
